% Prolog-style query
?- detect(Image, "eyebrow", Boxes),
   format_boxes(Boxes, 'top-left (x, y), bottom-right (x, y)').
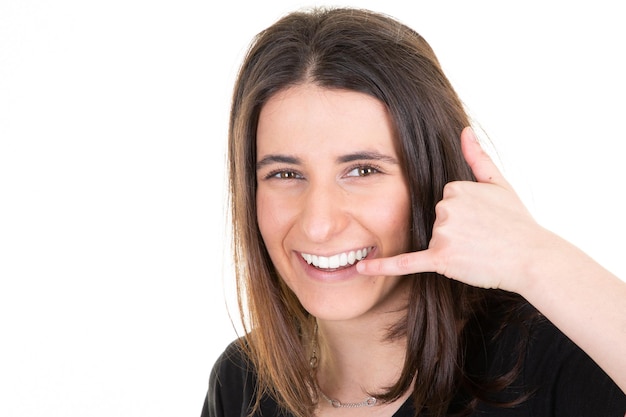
top-left (256, 155), bottom-right (302, 170)
top-left (336, 151), bottom-right (399, 165)
top-left (256, 151), bottom-right (399, 170)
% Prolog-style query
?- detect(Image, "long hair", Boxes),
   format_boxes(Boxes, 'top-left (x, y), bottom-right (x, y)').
top-left (228, 7), bottom-right (533, 417)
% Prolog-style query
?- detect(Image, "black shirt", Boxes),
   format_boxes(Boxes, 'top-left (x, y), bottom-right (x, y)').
top-left (202, 319), bottom-right (626, 416)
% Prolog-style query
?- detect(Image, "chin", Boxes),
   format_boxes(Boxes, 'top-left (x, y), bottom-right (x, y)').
top-left (291, 276), bottom-right (407, 323)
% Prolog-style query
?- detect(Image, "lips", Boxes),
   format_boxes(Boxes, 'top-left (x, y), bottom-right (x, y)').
top-left (300, 247), bottom-right (372, 270)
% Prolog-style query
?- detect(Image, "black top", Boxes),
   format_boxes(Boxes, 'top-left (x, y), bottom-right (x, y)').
top-left (202, 318), bottom-right (626, 417)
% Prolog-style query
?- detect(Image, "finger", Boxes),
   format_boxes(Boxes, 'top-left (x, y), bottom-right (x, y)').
top-left (356, 250), bottom-right (437, 276)
top-left (461, 126), bottom-right (509, 187)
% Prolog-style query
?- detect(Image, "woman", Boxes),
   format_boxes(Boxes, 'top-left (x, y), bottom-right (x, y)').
top-left (203, 7), bottom-right (626, 417)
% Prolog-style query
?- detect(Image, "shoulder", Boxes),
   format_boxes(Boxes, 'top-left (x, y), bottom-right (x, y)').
top-left (203, 338), bottom-right (254, 417)
top-left (522, 316), bottom-right (613, 383)
top-left (487, 315), bottom-right (626, 416)
top-left (210, 338), bottom-right (252, 390)
top-left (524, 318), bottom-right (625, 412)
top-left (203, 337), bottom-right (291, 417)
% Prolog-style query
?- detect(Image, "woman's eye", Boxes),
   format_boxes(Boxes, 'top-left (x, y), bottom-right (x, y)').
top-left (269, 170), bottom-right (301, 180)
top-left (346, 166), bottom-right (378, 177)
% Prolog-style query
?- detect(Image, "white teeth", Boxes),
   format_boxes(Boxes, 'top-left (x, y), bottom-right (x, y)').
top-left (328, 254), bottom-right (339, 269)
top-left (301, 247), bottom-right (372, 270)
top-left (348, 251), bottom-right (356, 264)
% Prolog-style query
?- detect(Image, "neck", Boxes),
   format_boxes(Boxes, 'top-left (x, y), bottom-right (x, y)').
top-left (314, 309), bottom-right (408, 403)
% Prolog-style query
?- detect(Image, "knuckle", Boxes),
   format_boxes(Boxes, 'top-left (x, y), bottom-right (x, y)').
top-left (442, 181), bottom-right (461, 197)
top-left (434, 200), bottom-right (448, 218)
top-left (396, 253), bottom-right (412, 270)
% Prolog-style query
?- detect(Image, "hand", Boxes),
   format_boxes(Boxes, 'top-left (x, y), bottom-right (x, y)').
top-left (357, 127), bottom-right (626, 392)
top-left (357, 126), bottom-right (552, 292)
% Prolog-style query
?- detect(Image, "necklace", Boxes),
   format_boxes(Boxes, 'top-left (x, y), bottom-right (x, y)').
top-left (319, 389), bottom-right (377, 408)
top-left (310, 323), bottom-right (379, 409)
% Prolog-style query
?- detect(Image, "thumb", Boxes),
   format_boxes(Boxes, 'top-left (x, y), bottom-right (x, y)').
top-left (461, 126), bottom-right (508, 186)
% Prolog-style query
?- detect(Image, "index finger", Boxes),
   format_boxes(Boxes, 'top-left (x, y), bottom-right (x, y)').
top-left (356, 249), bottom-right (436, 276)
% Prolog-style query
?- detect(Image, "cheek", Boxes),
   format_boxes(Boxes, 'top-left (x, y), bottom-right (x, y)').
top-left (256, 193), bottom-right (277, 246)
top-left (372, 188), bottom-right (411, 249)
top-left (256, 191), bottom-right (294, 252)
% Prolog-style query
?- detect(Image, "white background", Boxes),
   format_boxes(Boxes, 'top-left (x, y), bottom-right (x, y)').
top-left (1, 1), bottom-right (624, 416)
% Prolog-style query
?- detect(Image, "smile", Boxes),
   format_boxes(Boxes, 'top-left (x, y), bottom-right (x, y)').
top-left (300, 247), bottom-right (372, 270)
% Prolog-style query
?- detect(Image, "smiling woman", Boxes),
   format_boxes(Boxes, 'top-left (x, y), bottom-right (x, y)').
top-left (202, 6), bottom-right (626, 417)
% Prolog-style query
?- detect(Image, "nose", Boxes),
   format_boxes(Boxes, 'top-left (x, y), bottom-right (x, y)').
top-left (299, 180), bottom-right (349, 243)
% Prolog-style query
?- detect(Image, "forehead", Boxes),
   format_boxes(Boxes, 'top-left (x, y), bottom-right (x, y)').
top-left (259, 84), bottom-right (389, 121)
top-left (256, 84), bottom-right (398, 155)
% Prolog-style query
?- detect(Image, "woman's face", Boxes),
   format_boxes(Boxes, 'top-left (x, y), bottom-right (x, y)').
top-left (256, 84), bottom-right (411, 322)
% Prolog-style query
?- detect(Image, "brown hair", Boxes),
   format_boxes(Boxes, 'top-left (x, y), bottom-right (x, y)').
top-left (228, 7), bottom-right (533, 417)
